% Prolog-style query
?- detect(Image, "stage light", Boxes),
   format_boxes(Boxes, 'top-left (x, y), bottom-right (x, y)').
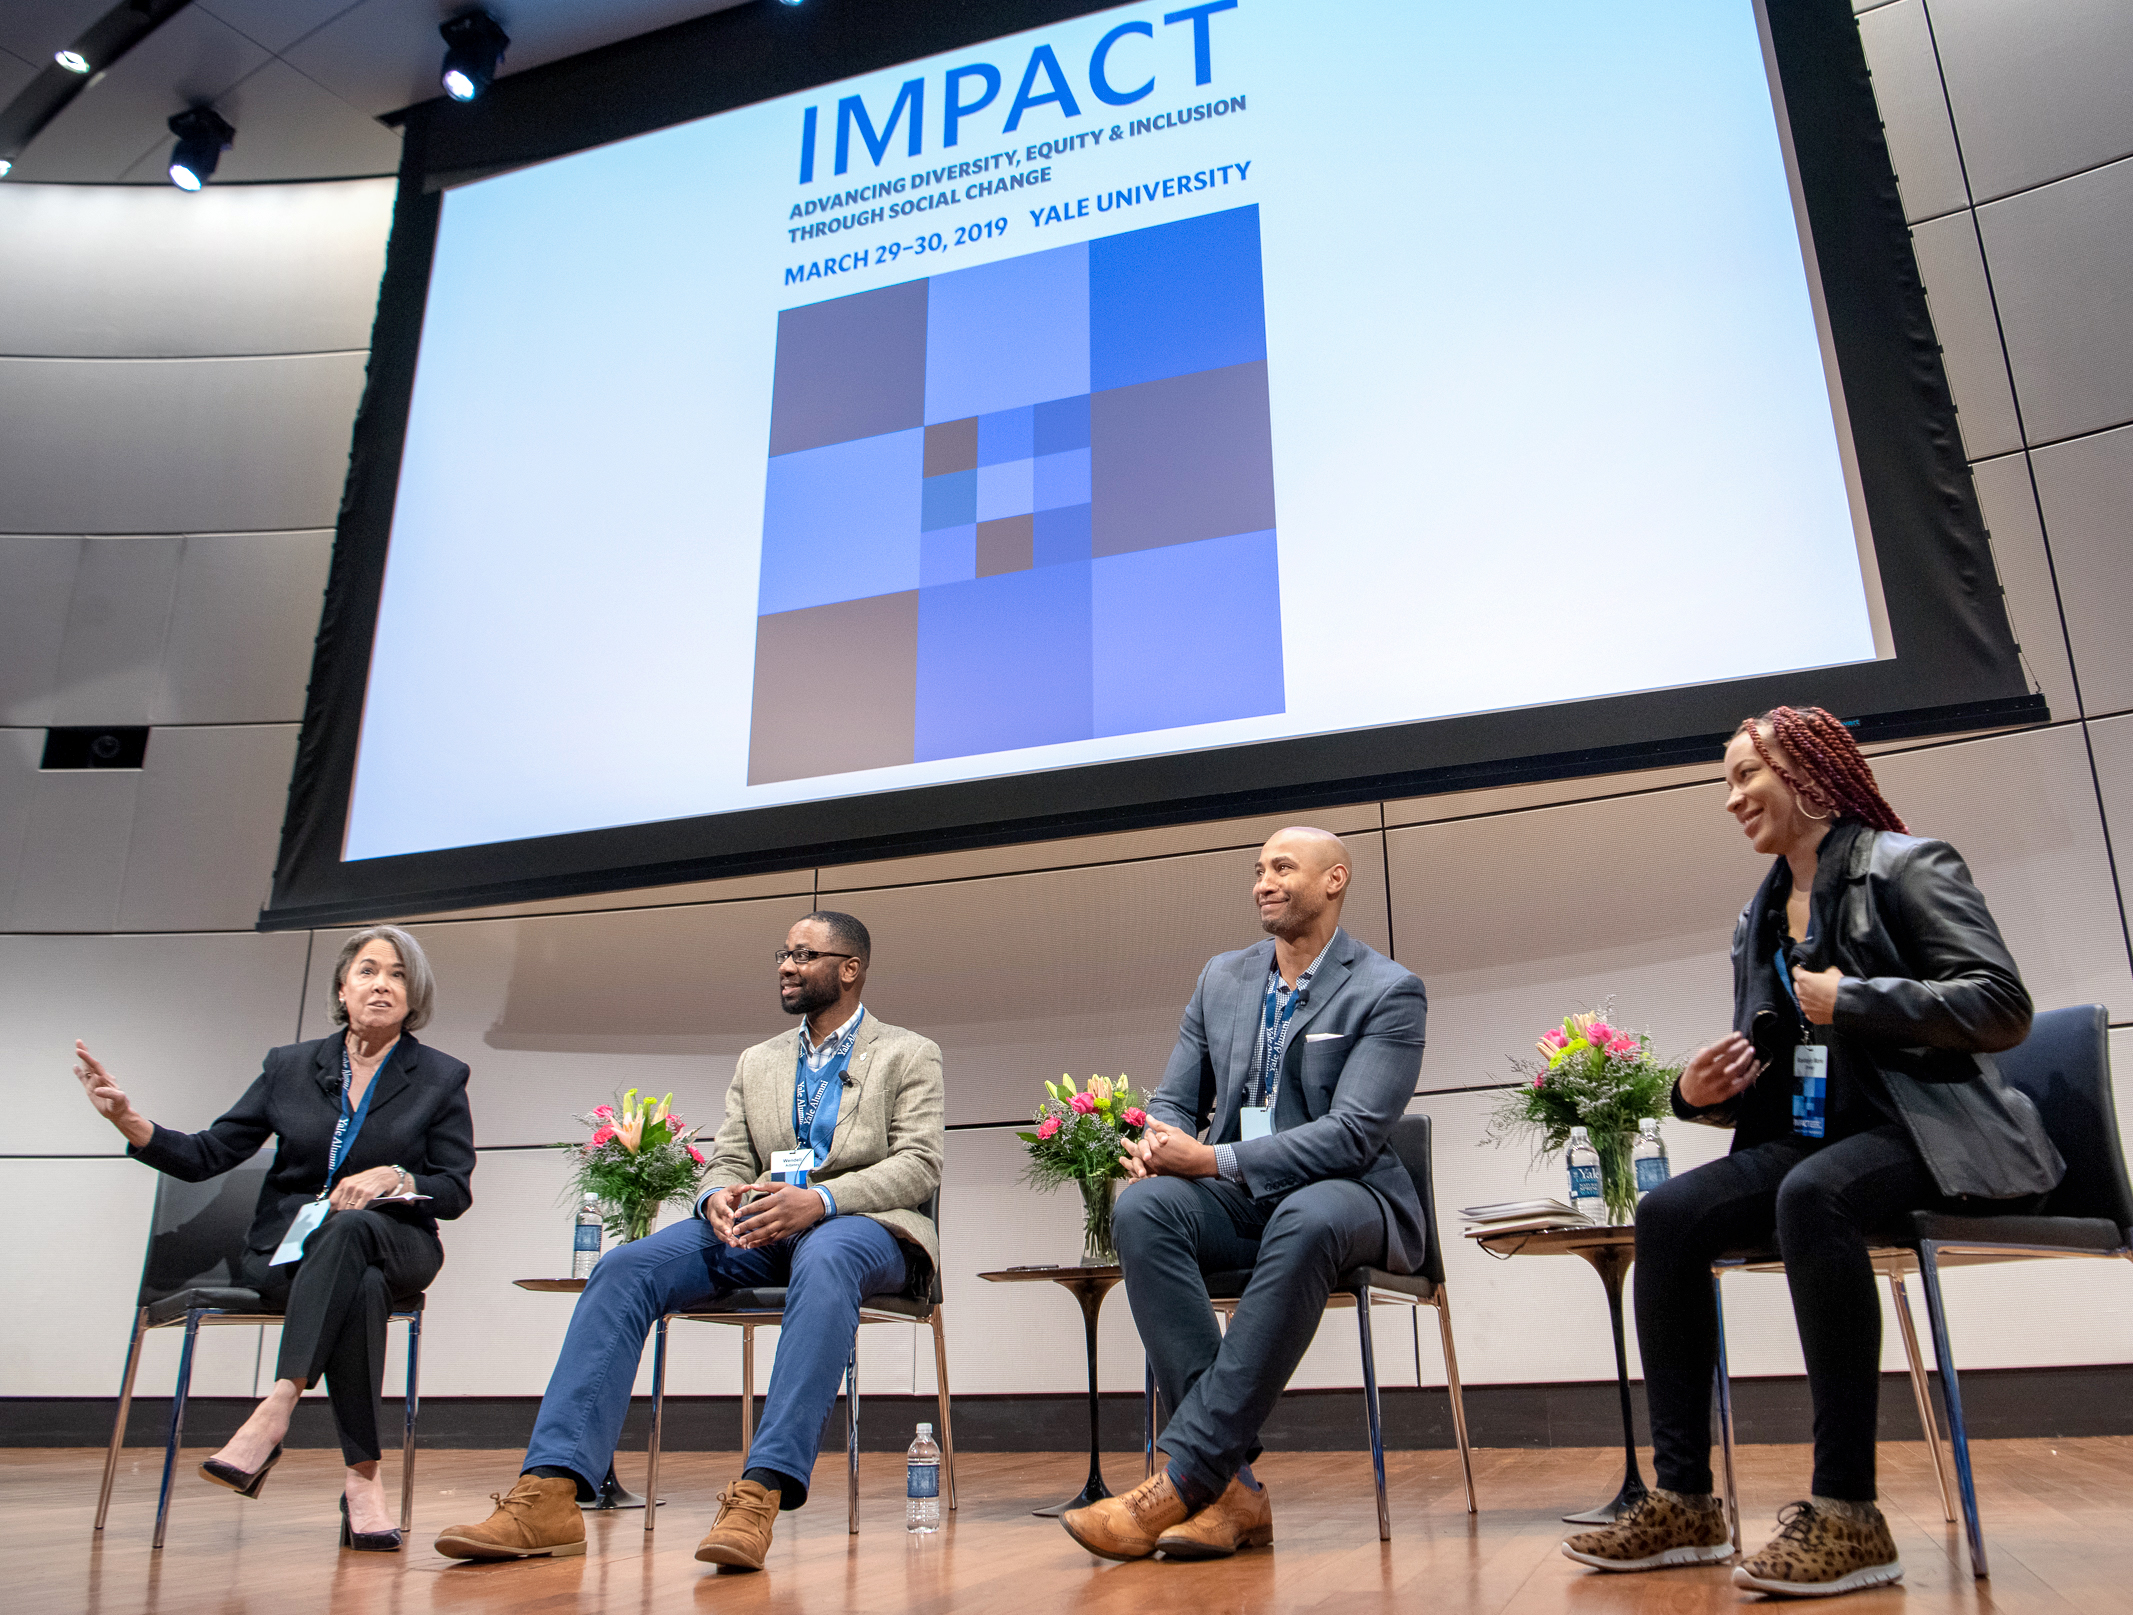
top-left (0, 159), bottom-right (11, 178)
top-left (167, 107), bottom-right (234, 191)
top-left (55, 50), bottom-right (91, 73)
top-left (440, 11), bottom-right (509, 102)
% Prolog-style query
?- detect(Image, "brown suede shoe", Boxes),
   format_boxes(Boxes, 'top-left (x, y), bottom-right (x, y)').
top-left (1062, 1470), bottom-right (1193, 1561)
top-left (693, 1478), bottom-right (780, 1570)
top-left (433, 1475), bottom-right (586, 1560)
top-left (1155, 1474), bottom-right (1273, 1560)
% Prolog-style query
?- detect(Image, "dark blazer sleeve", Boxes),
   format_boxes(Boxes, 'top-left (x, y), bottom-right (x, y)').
top-left (1235, 970), bottom-right (1426, 1197)
top-left (129, 1069), bottom-right (276, 1182)
top-left (1834, 840), bottom-right (2033, 1055)
top-left (406, 1052), bottom-right (476, 1221)
top-left (1147, 958), bottom-right (1220, 1135)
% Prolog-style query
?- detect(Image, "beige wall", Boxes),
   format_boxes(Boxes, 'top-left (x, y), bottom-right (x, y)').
top-left (5, 0), bottom-right (2133, 1408)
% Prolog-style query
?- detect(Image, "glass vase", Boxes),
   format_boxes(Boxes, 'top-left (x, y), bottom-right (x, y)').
top-left (1592, 1129), bottom-right (1639, 1225)
top-left (1079, 1175), bottom-right (1122, 1265)
top-left (618, 1198), bottom-right (658, 1244)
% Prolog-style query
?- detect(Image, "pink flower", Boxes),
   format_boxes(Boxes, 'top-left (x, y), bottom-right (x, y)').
top-left (1607, 1034), bottom-right (1638, 1057)
top-left (1586, 1021), bottom-right (1614, 1045)
top-left (1069, 1092), bottom-right (1097, 1115)
top-left (688, 1145), bottom-right (706, 1164)
top-left (590, 1124), bottom-right (617, 1146)
top-left (1037, 1115), bottom-right (1061, 1139)
top-left (1123, 1107), bottom-right (1148, 1127)
top-left (1533, 1075), bottom-right (1546, 1089)
top-left (591, 1105), bottom-right (615, 1120)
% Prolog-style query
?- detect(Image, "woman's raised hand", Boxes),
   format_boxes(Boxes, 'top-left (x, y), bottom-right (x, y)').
top-left (1678, 1032), bottom-right (1763, 1110)
top-left (73, 1040), bottom-right (154, 1147)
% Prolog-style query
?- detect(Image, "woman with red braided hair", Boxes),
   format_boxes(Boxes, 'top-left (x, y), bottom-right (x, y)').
top-left (1563, 706), bottom-right (2063, 1597)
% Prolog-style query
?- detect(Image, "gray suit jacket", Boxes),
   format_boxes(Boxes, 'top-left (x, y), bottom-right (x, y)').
top-left (1147, 928), bottom-right (1431, 1273)
top-left (701, 1012), bottom-right (946, 1268)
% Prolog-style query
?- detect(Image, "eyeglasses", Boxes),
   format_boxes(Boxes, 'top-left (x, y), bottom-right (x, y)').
top-left (773, 948), bottom-right (856, 966)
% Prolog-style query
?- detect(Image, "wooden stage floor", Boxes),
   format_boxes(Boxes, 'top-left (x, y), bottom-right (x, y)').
top-left (13, 1438), bottom-right (2126, 1613)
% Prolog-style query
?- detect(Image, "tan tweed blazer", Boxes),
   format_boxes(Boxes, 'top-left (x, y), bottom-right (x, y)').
top-left (701, 1012), bottom-right (945, 1267)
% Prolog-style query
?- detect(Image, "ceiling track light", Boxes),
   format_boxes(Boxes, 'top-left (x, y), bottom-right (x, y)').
top-left (55, 49), bottom-right (92, 74)
top-left (167, 106), bottom-right (235, 191)
top-left (440, 10), bottom-right (510, 103)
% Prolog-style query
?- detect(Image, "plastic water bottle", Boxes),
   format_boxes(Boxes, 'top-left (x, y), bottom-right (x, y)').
top-left (1566, 1126), bottom-right (1604, 1221)
top-left (1633, 1118), bottom-right (1671, 1204)
top-left (906, 1423), bottom-right (942, 1534)
top-left (571, 1194), bottom-right (603, 1279)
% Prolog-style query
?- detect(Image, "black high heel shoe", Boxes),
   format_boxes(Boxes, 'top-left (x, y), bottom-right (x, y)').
top-left (340, 1493), bottom-right (404, 1553)
top-left (199, 1443), bottom-right (284, 1499)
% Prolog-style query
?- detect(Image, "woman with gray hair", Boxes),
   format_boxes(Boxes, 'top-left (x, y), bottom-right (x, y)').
top-left (73, 925), bottom-right (475, 1551)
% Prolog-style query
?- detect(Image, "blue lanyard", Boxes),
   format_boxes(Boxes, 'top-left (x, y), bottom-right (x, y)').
top-left (1254, 977), bottom-right (1303, 1106)
top-left (325, 1040), bottom-right (392, 1195)
top-left (794, 1012), bottom-right (863, 1149)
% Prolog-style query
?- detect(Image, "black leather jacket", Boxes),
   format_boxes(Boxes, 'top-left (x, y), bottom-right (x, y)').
top-left (1676, 819), bottom-right (2064, 1200)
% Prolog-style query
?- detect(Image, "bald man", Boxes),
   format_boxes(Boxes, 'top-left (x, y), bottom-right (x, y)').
top-left (1063, 828), bottom-right (1429, 1563)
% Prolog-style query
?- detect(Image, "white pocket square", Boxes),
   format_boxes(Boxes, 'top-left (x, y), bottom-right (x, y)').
top-left (1303, 1032), bottom-right (1346, 1042)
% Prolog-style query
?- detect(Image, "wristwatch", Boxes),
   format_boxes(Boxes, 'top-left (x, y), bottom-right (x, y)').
top-left (390, 1165), bottom-right (412, 1196)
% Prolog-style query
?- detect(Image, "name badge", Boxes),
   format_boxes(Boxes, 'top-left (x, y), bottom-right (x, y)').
top-left (1792, 1044), bottom-right (1829, 1139)
top-left (771, 1147), bottom-right (816, 1183)
top-left (269, 1200), bottom-right (329, 1266)
top-left (1240, 1106), bottom-right (1273, 1141)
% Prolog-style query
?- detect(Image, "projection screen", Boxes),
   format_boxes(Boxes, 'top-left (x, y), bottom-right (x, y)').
top-left (264, 0), bottom-right (2038, 926)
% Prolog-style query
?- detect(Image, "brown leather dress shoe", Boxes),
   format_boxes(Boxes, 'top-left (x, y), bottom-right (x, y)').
top-left (694, 1478), bottom-right (780, 1570)
top-left (1061, 1470), bottom-right (1193, 1561)
top-left (433, 1474), bottom-right (586, 1559)
top-left (1156, 1474), bottom-right (1273, 1559)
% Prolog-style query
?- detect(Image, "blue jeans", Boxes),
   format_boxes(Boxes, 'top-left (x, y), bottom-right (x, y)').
top-left (523, 1212), bottom-right (906, 1505)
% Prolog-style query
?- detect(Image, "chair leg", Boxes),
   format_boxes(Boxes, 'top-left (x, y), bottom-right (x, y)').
top-left (846, 1343), bottom-right (860, 1536)
top-left (1916, 1245), bottom-right (1988, 1579)
top-left (645, 1315), bottom-right (669, 1537)
top-left (97, 1309), bottom-right (150, 1533)
top-left (741, 1325), bottom-right (756, 1462)
top-left (1143, 1355), bottom-right (1157, 1481)
top-left (1432, 1287), bottom-right (1477, 1515)
top-left (400, 1309), bottom-right (422, 1536)
top-left (153, 1312), bottom-right (205, 1550)
top-left (1712, 1273), bottom-right (1741, 1553)
top-left (928, 1308), bottom-right (958, 1512)
top-left (1355, 1287), bottom-right (1390, 1542)
top-left (1886, 1267), bottom-right (1955, 1524)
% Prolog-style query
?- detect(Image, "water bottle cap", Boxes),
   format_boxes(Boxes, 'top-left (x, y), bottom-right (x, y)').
top-left (916, 1423), bottom-right (932, 1435)
top-left (1569, 1125), bottom-right (1588, 1140)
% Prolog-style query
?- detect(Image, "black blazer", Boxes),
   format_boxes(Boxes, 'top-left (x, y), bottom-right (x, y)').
top-left (130, 1033), bottom-right (476, 1255)
top-left (1677, 818), bottom-right (2062, 1200)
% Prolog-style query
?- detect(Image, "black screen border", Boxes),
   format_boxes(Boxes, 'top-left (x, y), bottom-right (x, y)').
top-left (265, 0), bottom-right (2039, 929)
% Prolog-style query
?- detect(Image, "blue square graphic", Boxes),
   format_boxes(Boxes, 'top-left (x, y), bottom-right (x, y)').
top-left (758, 206), bottom-right (1281, 774)
top-left (915, 564), bottom-right (1093, 762)
top-left (920, 469), bottom-right (977, 532)
top-left (925, 241), bottom-right (1089, 423)
top-left (921, 524), bottom-right (977, 587)
top-left (1092, 529), bottom-right (1285, 737)
top-left (758, 427), bottom-right (923, 615)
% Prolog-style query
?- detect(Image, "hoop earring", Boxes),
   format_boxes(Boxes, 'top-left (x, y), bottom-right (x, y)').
top-left (1798, 798), bottom-right (1832, 822)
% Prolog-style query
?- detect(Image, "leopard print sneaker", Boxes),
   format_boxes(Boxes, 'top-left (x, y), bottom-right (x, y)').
top-left (1560, 1488), bottom-right (1733, 1572)
top-left (1731, 1499), bottom-right (1903, 1597)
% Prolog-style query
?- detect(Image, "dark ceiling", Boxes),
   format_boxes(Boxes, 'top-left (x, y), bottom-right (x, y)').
top-left (0, 0), bottom-right (751, 183)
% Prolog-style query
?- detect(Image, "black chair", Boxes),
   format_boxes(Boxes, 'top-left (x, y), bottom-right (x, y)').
top-left (1141, 1113), bottom-right (1477, 1539)
top-left (1713, 1005), bottom-right (2133, 1578)
top-left (94, 1156), bottom-right (424, 1548)
top-left (642, 1188), bottom-right (955, 1535)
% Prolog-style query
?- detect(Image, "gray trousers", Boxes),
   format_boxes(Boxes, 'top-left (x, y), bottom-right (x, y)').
top-left (1115, 1173), bottom-right (1388, 1499)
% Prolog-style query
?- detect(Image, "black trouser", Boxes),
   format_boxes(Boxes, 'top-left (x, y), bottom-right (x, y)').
top-left (1634, 1123), bottom-right (1997, 1501)
top-left (240, 1209), bottom-right (442, 1467)
top-left (1115, 1173), bottom-right (1388, 1501)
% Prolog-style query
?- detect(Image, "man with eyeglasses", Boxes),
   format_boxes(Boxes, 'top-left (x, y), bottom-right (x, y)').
top-left (1062, 827), bottom-right (1428, 1562)
top-left (435, 911), bottom-right (945, 1571)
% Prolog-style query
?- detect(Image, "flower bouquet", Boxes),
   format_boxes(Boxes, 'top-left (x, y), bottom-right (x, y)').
top-left (560, 1088), bottom-right (709, 1244)
top-left (1485, 1004), bottom-right (1680, 1224)
top-left (1017, 1074), bottom-right (1150, 1264)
